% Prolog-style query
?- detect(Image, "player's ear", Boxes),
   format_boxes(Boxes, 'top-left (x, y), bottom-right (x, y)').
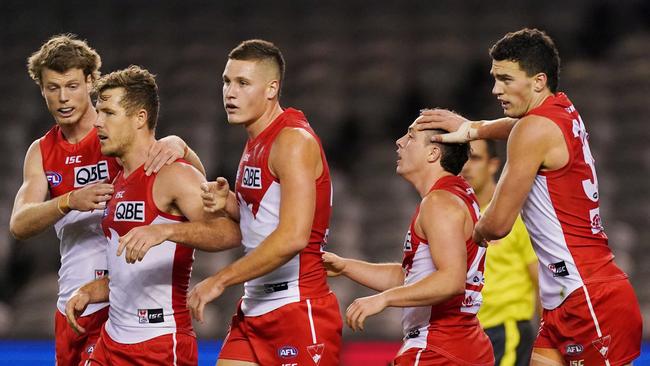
top-left (533, 72), bottom-right (548, 93)
top-left (135, 109), bottom-right (148, 129)
top-left (427, 144), bottom-right (442, 163)
top-left (266, 79), bottom-right (279, 100)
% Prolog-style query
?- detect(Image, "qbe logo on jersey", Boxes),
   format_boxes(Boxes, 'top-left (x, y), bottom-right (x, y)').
top-left (114, 201), bottom-right (145, 222)
top-left (241, 165), bottom-right (262, 189)
top-left (74, 160), bottom-right (110, 187)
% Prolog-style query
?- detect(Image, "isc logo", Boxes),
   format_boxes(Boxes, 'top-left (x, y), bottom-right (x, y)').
top-left (241, 166), bottom-right (262, 189)
top-left (74, 160), bottom-right (109, 187)
top-left (65, 155), bottom-right (82, 164)
top-left (114, 201), bottom-right (145, 222)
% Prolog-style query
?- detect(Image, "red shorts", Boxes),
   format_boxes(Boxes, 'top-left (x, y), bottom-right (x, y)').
top-left (394, 348), bottom-right (468, 366)
top-left (219, 292), bottom-right (342, 365)
top-left (84, 326), bottom-right (197, 366)
top-left (535, 279), bottom-right (642, 365)
top-left (55, 306), bottom-right (108, 366)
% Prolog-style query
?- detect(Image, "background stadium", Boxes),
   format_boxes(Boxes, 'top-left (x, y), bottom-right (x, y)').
top-left (1, 0), bottom-right (648, 364)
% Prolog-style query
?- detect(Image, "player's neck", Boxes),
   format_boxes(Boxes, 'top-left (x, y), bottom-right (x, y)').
top-left (412, 168), bottom-right (452, 198)
top-left (476, 180), bottom-right (496, 208)
top-left (527, 90), bottom-right (554, 114)
top-left (58, 107), bottom-right (97, 144)
top-left (120, 135), bottom-right (156, 177)
top-left (245, 103), bottom-right (283, 139)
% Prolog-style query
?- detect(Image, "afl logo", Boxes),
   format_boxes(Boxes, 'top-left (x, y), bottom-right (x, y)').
top-left (277, 345), bottom-right (298, 359)
top-left (46, 171), bottom-right (62, 187)
top-left (566, 343), bottom-right (584, 356)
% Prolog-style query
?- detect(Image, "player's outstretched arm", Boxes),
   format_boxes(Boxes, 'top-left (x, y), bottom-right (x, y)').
top-left (473, 115), bottom-right (564, 243)
top-left (10, 140), bottom-right (114, 240)
top-left (117, 162), bottom-right (241, 264)
top-left (345, 191), bottom-right (467, 331)
top-left (415, 109), bottom-right (517, 142)
top-left (188, 128), bottom-right (321, 322)
top-left (65, 277), bottom-right (110, 334)
top-left (144, 135), bottom-right (206, 176)
top-left (323, 252), bottom-right (403, 292)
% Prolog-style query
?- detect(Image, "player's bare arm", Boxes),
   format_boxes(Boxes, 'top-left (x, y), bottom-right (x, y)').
top-left (323, 252), bottom-right (404, 292)
top-left (10, 140), bottom-right (114, 240)
top-left (65, 276), bottom-right (110, 334)
top-left (144, 135), bottom-right (206, 176)
top-left (117, 162), bottom-right (241, 264)
top-left (415, 108), bottom-right (518, 142)
top-left (188, 127), bottom-right (320, 322)
top-left (474, 115), bottom-right (567, 243)
top-left (346, 191), bottom-right (468, 331)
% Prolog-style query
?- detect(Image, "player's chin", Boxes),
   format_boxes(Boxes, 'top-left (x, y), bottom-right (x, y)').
top-left (55, 115), bottom-right (80, 126)
top-left (226, 114), bottom-right (247, 125)
top-left (100, 145), bottom-right (118, 157)
top-left (503, 108), bottom-right (525, 119)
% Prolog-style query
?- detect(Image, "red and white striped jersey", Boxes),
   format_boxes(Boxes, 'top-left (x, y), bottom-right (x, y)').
top-left (101, 163), bottom-right (194, 344)
top-left (400, 176), bottom-right (490, 358)
top-left (39, 125), bottom-right (120, 316)
top-left (521, 93), bottom-right (626, 309)
top-left (235, 108), bottom-right (332, 316)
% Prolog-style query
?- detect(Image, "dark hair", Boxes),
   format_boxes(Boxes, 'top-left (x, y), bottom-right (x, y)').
top-left (94, 65), bottom-right (159, 130)
top-left (27, 33), bottom-right (101, 86)
top-left (489, 28), bottom-right (561, 93)
top-left (229, 39), bottom-right (285, 90)
top-left (427, 129), bottom-right (470, 175)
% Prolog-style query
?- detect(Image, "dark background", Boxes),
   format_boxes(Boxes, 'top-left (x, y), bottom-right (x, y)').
top-left (0, 0), bottom-right (648, 341)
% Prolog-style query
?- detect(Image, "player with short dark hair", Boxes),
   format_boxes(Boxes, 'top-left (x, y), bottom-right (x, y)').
top-left (417, 28), bottom-right (642, 366)
top-left (324, 122), bottom-right (494, 366)
top-left (188, 39), bottom-right (342, 366)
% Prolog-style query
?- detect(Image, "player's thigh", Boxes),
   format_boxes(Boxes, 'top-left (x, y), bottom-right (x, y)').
top-left (216, 360), bottom-right (258, 366)
top-left (530, 347), bottom-right (564, 366)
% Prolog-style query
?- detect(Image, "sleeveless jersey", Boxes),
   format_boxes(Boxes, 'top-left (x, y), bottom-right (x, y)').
top-left (101, 163), bottom-right (194, 344)
top-left (235, 108), bottom-right (332, 316)
top-left (39, 125), bottom-right (120, 316)
top-left (401, 176), bottom-right (488, 355)
top-left (521, 93), bottom-right (626, 309)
